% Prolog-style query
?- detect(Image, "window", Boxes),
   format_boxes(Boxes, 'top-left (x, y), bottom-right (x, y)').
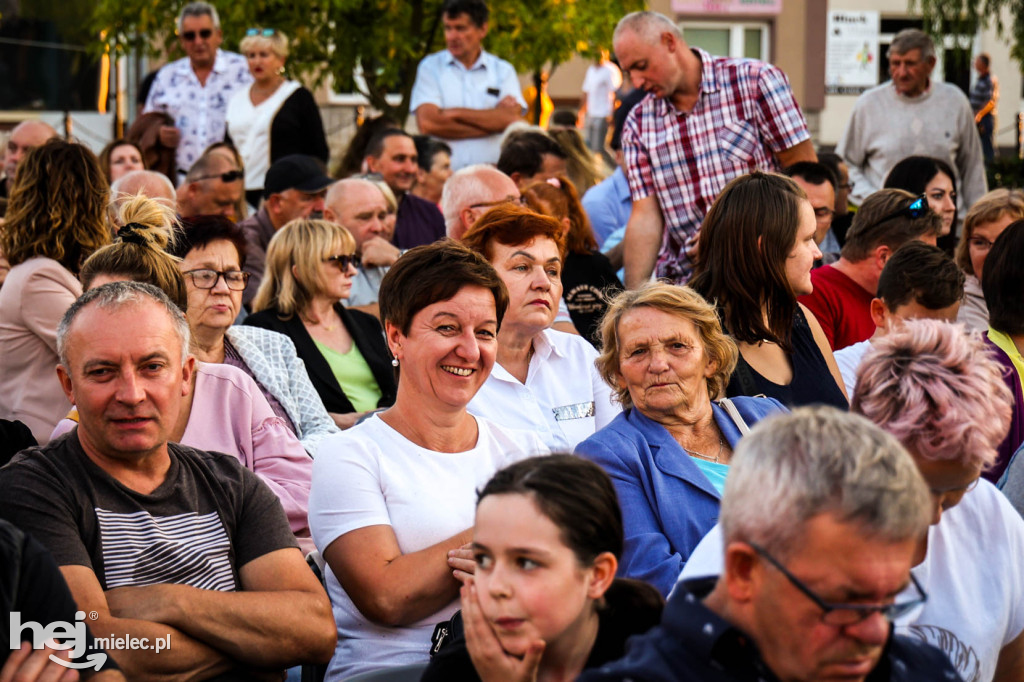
top-left (682, 23), bottom-right (769, 60)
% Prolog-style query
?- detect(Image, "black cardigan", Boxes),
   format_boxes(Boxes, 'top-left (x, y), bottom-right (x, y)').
top-left (244, 303), bottom-right (396, 414)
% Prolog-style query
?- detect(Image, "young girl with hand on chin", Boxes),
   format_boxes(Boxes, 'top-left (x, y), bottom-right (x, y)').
top-left (423, 455), bottom-right (663, 682)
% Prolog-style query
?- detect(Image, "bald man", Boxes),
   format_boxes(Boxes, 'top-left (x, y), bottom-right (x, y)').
top-left (439, 164), bottom-right (520, 240)
top-left (108, 170), bottom-right (178, 223)
top-left (2, 120), bottom-right (58, 198)
top-left (324, 178), bottom-right (399, 317)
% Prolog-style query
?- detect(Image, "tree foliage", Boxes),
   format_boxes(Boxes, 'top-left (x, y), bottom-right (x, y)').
top-left (913, 0), bottom-right (1024, 65)
top-left (92, 0), bottom-right (644, 120)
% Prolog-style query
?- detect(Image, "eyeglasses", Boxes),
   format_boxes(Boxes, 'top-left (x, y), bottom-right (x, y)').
top-left (968, 237), bottom-right (995, 252)
top-left (180, 28), bottom-right (214, 42)
top-left (748, 541), bottom-right (927, 626)
top-left (246, 28), bottom-right (277, 37)
top-left (325, 254), bottom-right (359, 271)
top-left (192, 169), bottom-right (244, 184)
top-left (868, 194), bottom-right (929, 229)
top-left (469, 195), bottom-right (526, 211)
top-left (183, 269), bottom-right (249, 291)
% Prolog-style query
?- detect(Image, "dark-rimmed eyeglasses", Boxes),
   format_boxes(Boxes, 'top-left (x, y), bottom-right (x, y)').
top-left (748, 541), bottom-right (927, 626)
top-left (192, 169), bottom-right (243, 184)
top-left (469, 195), bottom-right (526, 211)
top-left (181, 28), bottom-right (214, 42)
top-left (246, 28), bottom-right (277, 37)
top-left (325, 254), bottom-right (359, 271)
top-left (868, 194), bottom-right (929, 229)
top-left (183, 269), bottom-right (249, 291)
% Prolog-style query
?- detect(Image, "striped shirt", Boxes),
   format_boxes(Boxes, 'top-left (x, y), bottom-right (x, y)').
top-left (622, 48), bottom-right (810, 283)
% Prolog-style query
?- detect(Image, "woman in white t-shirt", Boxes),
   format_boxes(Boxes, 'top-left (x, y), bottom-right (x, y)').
top-left (225, 28), bottom-right (328, 207)
top-left (309, 241), bottom-right (548, 680)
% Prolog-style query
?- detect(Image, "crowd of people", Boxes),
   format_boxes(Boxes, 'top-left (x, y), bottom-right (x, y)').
top-left (0, 1), bottom-right (1020, 681)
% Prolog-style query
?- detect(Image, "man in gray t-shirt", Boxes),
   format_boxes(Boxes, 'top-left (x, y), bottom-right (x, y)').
top-left (0, 282), bottom-right (335, 680)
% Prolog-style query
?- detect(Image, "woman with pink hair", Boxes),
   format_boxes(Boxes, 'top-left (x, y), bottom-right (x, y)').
top-left (852, 319), bottom-right (1023, 682)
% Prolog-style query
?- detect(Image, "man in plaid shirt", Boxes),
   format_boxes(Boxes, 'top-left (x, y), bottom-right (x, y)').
top-left (613, 12), bottom-right (816, 287)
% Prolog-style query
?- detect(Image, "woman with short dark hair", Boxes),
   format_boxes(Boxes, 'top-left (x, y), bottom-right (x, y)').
top-left (309, 240), bottom-right (547, 680)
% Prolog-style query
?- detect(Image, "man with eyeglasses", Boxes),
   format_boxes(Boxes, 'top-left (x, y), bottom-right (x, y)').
top-left (783, 161), bottom-right (840, 264)
top-left (143, 2), bottom-right (251, 181)
top-left (239, 154), bottom-right (334, 306)
top-left (440, 164), bottom-right (520, 240)
top-left (176, 150), bottom-right (244, 221)
top-left (582, 407), bottom-right (957, 682)
top-left (799, 189), bottom-right (942, 351)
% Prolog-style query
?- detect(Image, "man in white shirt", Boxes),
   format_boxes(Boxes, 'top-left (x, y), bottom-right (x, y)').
top-left (411, 0), bottom-right (526, 170)
top-left (578, 51), bottom-right (622, 152)
top-left (143, 2), bottom-right (252, 183)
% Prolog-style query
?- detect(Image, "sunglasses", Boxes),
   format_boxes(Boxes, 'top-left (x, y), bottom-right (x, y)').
top-left (193, 169), bottom-right (244, 184)
top-left (246, 28), bottom-right (277, 37)
top-left (869, 194), bottom-right (929, 228)
top-left (181, 28), bottom-right (214, 41)
top-left (325, 254), bottom-right (359, 271)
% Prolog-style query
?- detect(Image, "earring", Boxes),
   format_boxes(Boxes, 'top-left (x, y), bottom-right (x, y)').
top-left (391, 358), bottom-right (399, 367)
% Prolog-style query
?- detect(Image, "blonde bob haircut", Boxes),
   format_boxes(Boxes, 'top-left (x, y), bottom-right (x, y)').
top-left (596, 281), bottom-right (739, 409)
top-left (955, 188), bottom-right (1024, 274)
top-left (251, 218), bottom-right (356, 317)
top-left (239, 29), bottom-right (289, 60)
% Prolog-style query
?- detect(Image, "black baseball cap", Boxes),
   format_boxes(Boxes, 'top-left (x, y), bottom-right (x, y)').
top-left (263, 155), bottom-right (335, 198)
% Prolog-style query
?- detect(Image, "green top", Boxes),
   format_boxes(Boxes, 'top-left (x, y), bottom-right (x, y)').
top-left (314, 339), bottom-right (383, 413)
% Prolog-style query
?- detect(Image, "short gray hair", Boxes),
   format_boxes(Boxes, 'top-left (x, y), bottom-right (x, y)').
top-left (111, 170), bottom-right (176, 204)
top-left (613, 11), bottom-right (682, 45)
top-left (720, 407), bottom-right (931, 561)
top-left (889, 28), bottom-right (935, 61)
top-left (177, 1), bottom-right (220, 32)
top-left (441, 164), bottom-right (511, 237)
top-left (57, 281), bottom-right (191, 369)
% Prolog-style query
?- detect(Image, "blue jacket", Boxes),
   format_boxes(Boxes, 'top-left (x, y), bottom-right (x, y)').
top-left (575, 396), bottom-right (786, 596)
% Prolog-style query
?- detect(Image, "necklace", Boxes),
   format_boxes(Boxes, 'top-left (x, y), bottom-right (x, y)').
top-left (688, 437), bottom-right (725, 464)
top-left (301, 314), bottom-right (337, 332)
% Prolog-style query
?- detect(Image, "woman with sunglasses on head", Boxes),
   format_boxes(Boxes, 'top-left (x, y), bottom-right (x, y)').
top-left (226, 28), bottom-right (328, 207)
top-left (168, 215), bottom-right (339, 455)
top-left (246, 219), bottom-right (396, 430)
top-left (797, 188), bottom-right (943, 352)
top-left (690, 172), bottom-right (848, 409)
top-left (884, 155), bottom-right (958, 241)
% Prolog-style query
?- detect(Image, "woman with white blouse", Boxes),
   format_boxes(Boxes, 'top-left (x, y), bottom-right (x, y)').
top-left (225, 28), bottom-right (328, 206)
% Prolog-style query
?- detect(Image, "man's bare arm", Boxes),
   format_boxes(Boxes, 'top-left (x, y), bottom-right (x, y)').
top-left (104, 548), bottom-right (335, 669)
top-left (60, 566), bottom-right (235, 682)
top-left (448, 98), bottom-right (523, 133)
top-left (416, 104), bottom-right (491, 139)
top-left (623, 196), bottom-right (664, 289)
top-left (775, 139), bottom-right (817, 169)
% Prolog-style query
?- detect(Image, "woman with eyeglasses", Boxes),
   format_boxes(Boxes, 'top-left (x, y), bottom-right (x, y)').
top-left (954, 189), bottom-right (1024, 332)
top-left (168, 215), bottom-right (339, 454)
top-left (226, 28), bottom-right (328, 207)
top-left (690, 172), bottom-right (848, 409)
top-left (246, 219), bottom-right (397, 430)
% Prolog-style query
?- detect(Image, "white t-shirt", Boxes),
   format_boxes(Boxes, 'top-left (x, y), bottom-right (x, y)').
top-left (467, 329), bottom-right (621, 452)
top-left (834, 339), bottom-right (871, 398)
top-left (309, 414), bottom-right (548, 680)
top-left (582, 62), bottom-right (622, 119)
top-left (225, 80), bottom-right (301, 191)
top-left (678, 481), bottom-right (1024, 682)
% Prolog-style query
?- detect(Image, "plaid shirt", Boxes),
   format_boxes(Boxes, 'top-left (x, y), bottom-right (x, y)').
top-left (623, 48), bottom-right (810, 283)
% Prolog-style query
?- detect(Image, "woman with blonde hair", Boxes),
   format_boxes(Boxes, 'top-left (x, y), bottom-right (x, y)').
top-left (226, 27), bottom-right (328, 206)
top-left (575, 282), bottom-right (786, 595)
top-left (548, 127), bottom-right (607, 195)
top-left (247, 219), bottom-right (396, 429)
top-left (0, 139), bottom-right (110, 443)
top-left (955, 188), bottom-right (1024, 331)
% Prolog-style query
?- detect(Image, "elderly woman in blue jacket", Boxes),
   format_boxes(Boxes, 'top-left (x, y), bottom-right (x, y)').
top-left (575, 282), bottom-right (786, 596)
